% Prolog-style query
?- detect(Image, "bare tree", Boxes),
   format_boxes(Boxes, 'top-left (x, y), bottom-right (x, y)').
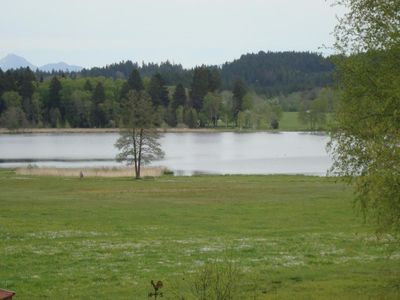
top-left (115, 91), bottom-right (164, 179)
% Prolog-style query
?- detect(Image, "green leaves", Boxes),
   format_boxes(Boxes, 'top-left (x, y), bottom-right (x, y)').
top-left (330, 0), bottom-right (400, 234)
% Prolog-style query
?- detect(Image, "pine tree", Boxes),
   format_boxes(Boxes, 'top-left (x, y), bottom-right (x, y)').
top-left (232, 79), bottom-right (247, 126)
top-left (148, 73), bottom-right (169, 107)
top-left (120, 69), bottom-right (144, 99)
top-left (207, 68), bottom-right (221, 92)
top-left (92, 82), bottom-right (106, 127)
top-left (18, 68), bottom-right (36, 100)
top-left (172, 83), bottom-right (187, 110)
top-left (127, 69), bottom-right (144, 92)
top-left (48, 76), bottom-right (62, 113)
top-left (190, 66), bottom-right (209, 111)
top-left (83, 79), bottom-right (93, 92)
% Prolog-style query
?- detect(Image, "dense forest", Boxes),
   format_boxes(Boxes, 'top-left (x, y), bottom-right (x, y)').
top-left (0, 51), bottom-right (335, 130)
top-left (78, 51), bottom-right (334, 95)
top-left (220, 51), bottom-right (334, 95)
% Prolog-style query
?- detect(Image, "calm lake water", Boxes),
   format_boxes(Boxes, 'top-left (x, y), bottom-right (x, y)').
top-left (0, 132), bottom-right (332, 175)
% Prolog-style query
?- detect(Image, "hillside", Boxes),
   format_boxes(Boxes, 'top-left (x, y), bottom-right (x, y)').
top-left (0, 53), bottom-right (83, 72)
top-left (79, 51), bottom-right (334, 95)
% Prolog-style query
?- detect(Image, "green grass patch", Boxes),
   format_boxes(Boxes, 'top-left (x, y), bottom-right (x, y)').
top-left (279, 112), bottom-right (308, 131)
top-left (0, 170), bottom-right (399, 299)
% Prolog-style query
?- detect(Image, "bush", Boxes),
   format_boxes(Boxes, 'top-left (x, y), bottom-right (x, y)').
top-left (270, 119), bottom-right (279, 129)
top-left (173, 259), bottom-right (242, 300)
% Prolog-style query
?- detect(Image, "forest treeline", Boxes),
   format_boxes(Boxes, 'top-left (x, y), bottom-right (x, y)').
top-left (79, 51), bottom-right (334, 95)
top-left (0, 51), bottom-right (336, 130)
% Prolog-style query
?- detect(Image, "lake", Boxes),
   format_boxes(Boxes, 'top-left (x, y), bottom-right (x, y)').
top-left (0, 132), bottom-right (332, 175)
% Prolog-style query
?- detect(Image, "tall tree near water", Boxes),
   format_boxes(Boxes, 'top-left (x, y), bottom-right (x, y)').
top-left (202, 92), bottom-right (222, 127)
top-left (115, 91), bottom-right (164, 179)
top-left (329, 0), bottom-right (400, 234)
top-left (232, 79), bottom-right (247, 126)
top-left (148, 73), bottom-right (169, 107)
top-left (47, 76), bottom-right (63, 126)
top-left (167, 83), bottom-right (187, 126)
top-left (172, 83), bottom-right (187, 110)
top-left (18, 68), bottom-right (36, 100)
top-left (190, 66), bottom-right (209, 111)
top-left (207, 68), bottom-right (221, 92)
top-left (120, 69), bottom-right (144, 99)
top-left (92, 82), bottom-right (106, 127)
top-left (48, 76), bottom-right (62, 110)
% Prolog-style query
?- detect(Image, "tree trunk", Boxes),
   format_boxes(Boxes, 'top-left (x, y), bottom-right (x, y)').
top-left (132, 129), bottom-right (139, 179)
top-left (136, 128), bottom-right (144, 179)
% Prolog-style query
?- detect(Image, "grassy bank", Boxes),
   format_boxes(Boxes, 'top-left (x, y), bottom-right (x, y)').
top-left (15, 166), bottom-right (165, 178)
top-left (0, 170), bottom-right (398, 299)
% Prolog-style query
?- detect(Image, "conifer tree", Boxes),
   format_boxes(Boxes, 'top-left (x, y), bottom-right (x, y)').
top-left (120, 69), bottom-right (144, 99)
top-left (172, 83), bottom-right (186, 110)
top-left (92, 82), bottom-right (106, 127)
top-left (190, 66), bottom-right (209, 111)
top-left (232, 79), bottom-right (247, 126)
top-left (148, 73), bottom-right (169, 107)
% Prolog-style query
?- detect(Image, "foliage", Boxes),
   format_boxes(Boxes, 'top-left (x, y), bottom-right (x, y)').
top-left (329, 0), bottom-right (400, 233)
top-left (1, 91), bottom-right (22, 109)
top-left (47, 76), bottom-right (62, 112)
top-left (171, 83), bottom-right (187, 110)
top-left (115, 91), bottom-right (164, 178)
top-left (148, 73), bottom-right (169, 108)
top-left (78, 51), bottom-right (334, 95)
top-left (201, 92), bottom-right (222, 127)
top-left (333, 0), bottom-right (399, 53)
top-left (176, 260), bottom-right (241, 300)
top-left (232, 79), bottom-right (247, 126)
top-left (190, 66), bottom-right (214, 111)
top-left (91, 82), bottom-right (107, 127)
top-left (0, 52), bottom-right (337, 130)
top-left (0, 106), bottom-right (28, 130)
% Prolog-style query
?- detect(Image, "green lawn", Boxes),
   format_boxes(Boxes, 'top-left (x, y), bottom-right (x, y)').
top-left (279, 112), bottom-right (308, 131)
top-left (279, 112), bottom-right (334, 131)
top-left (0, 169), bottom-right (399, 299)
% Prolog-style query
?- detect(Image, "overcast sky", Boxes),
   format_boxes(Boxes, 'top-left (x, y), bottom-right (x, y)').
top-left (0, 0), bottom-right (345, 68)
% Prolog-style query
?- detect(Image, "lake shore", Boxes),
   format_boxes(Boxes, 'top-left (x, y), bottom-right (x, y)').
top-left (0, 127), bottom-right (322, 134)
top-left (0, 127), bottom-right (219, 134)
top-left (15, 166), bottom-right (166, 177)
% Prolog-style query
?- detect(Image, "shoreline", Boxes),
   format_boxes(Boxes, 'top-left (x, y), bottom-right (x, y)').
top-left (0, 127), bottom-right (323, 134)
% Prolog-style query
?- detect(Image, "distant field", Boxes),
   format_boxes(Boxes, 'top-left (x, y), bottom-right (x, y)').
top-left (279, 112), bottom-right (308, 131)
top-left (0, 169), bottom-right (399, 299)
top-left (279, 112), bottom-right (334, 131)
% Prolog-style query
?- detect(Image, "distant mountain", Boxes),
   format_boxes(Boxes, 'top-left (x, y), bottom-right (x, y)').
top-left (39, 62), bottom-right (83, 72)
top-left (0, 53), bottom-right (83, 72)
top-left (0, 53), bottom-right (37, 70)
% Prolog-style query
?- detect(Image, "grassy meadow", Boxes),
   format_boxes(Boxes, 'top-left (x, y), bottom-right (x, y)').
top-left (278, 112), bottom-right (308, 131)
top-left (0, 169), bottom-right (399, 299)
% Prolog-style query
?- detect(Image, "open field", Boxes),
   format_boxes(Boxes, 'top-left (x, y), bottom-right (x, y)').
top-left (0, 169), bottom-right (399, 299)
top-left (278, 112), bottom-right (308, 131)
